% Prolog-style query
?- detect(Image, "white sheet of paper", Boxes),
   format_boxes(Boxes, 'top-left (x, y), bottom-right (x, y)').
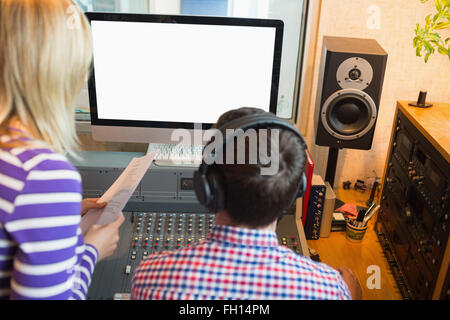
top-left (80, 152), bottom-right (157, 234)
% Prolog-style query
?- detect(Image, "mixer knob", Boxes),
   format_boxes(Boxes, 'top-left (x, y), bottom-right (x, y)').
top-left (125, 265), bottom-right (131, 275)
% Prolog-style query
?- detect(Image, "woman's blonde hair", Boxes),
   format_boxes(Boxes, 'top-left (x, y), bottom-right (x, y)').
top-left (0, 0), bottom-right (92, 154)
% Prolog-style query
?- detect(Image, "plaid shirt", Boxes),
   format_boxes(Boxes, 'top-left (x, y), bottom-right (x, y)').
top-left (131, 225), bottom-right (351, 300)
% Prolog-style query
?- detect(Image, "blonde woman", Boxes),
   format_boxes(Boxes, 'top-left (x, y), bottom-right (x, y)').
top-left (0, 0), bottom-right (124, 299)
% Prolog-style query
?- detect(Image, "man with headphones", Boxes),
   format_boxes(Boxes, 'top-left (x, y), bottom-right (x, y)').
top-left (131, 107), bottom-right (361, 300)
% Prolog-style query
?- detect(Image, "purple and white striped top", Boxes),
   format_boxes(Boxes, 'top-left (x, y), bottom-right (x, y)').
top-left (0, 133), bottom-right (97, 300)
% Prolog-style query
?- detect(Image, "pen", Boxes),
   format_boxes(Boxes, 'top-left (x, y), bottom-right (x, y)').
top-left (364, 202), bottom-right (377, 218)
top-left (355, 209), bottom-right (366, 227)
top-left (363, 205), bottom-right (380, 224)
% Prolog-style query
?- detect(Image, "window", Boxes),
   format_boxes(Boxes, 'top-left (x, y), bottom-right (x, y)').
top-left (75, 0), bottom-right (308, 119)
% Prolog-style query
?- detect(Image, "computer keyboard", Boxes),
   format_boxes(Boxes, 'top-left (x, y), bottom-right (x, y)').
top-left (148, 143), bottom-right (203, 167)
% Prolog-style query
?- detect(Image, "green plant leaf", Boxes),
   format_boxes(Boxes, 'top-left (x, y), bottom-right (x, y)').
top-left (438, 45), bottom-right (448, 55)
top-left (424, 40), bottom-right (435, 53)
top-left (416, 45), bottom-right (423, 57)
top-left (434, 21), bottom-right (450, 29)
top-left (425, 14), bottom-right (433, 32)
top-left (429, 32), bottom-right (442, 41)
top-left (435, 0), bottom-right (442, 12)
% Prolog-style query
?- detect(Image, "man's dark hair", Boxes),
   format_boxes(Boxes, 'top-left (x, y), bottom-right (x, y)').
top-left (212, 107), bottom-right (307, 228)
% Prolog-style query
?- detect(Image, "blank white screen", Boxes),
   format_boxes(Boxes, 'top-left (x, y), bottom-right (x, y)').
top-left (91, 20), bottom-right (276, 124)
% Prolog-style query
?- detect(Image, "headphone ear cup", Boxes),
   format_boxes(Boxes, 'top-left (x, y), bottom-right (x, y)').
top-left (287, 172), bottom-right (307, 209)
top-left (194, 170), bottom-right (210, 208)
top-left (207, 167), bottom-right (225, 213)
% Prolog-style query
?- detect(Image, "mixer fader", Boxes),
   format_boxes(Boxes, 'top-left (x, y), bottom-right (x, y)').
top-left (130, 212), bottom-right (215, 253)
top-left (86, 212), bottom-right (215, 300)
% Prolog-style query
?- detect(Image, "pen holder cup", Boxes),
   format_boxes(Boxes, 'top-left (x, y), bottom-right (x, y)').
top-left (345, 221), bottom-right (368, 243)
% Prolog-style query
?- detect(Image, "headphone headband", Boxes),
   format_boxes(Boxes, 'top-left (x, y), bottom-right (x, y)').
top-left (194, 111), bottom-right (308, 214)
top-left (199, 112), bottom-right (307, 173)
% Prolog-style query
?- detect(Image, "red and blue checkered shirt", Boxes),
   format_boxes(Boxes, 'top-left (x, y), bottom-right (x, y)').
top-left (131, 225), bottom-right (351, 300)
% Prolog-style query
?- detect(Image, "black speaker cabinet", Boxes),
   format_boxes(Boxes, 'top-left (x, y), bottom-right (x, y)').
top-left (315, 36), bottom-right (388, 150)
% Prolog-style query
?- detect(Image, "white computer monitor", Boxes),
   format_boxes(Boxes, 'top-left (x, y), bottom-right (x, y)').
top-left (87, 13), bottom-right (283, 144)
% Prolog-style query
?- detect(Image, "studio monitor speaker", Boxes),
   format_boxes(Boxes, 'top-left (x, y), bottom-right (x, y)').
top-left (315, 36), bottom-right (388, 150)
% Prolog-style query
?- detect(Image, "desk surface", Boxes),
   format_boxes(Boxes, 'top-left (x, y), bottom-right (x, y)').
top-left (398, 101), bottom-right (450, 163)
top-left (307, 188), bottom-right (402, 300)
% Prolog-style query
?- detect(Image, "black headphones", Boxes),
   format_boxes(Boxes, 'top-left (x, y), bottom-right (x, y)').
top-left (193, 111), bottom-right (308, 213)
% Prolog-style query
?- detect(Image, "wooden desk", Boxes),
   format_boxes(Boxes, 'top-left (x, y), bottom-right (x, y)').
top-left (307, 188), bottom-right (402, 300)
top-left (397, 101), bottom-right (450, 163)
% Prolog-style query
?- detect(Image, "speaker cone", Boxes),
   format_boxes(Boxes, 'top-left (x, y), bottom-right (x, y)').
top-left (321, 89), bottom-right (377, 140)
